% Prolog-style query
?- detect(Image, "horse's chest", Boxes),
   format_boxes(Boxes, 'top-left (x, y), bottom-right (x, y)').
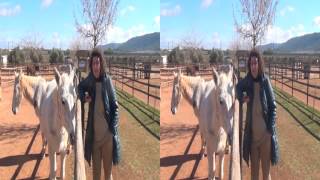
top-left (48, 127), bottom-right (69, 152)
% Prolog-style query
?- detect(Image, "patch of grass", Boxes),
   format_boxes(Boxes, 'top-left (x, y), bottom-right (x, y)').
top-left (117, 89), bottom-right (159, 117)
top-left (116, 106), bottom-right (159, 179)
top-left (274, 87), bottom-right (320, 140)
top-left (116, 88), bottom-right (160, 140)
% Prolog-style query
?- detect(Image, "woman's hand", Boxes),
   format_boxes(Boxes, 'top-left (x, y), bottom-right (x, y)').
top-left (243, 95), bottom-right (250, 103)
top-left (85, 92), bottom-right (91, 103)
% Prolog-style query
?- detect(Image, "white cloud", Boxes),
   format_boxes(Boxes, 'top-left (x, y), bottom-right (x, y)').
top-left (0, 4), bottom-right (21, 16)
top-left (280, 5), bottom-right (294, 16)
top-left (104, 24), bottom-right (147, 44)
top-left (154, 16), bottom-right (160, 28)
top-left (263, 24), bottom-right (307, 44)
top-left (211, 32), bottom-right (222, 48)
top-left (120, 5), bottom-right (135, 16)
top-left (161, 5), bottom-right (181, 17)
top-left (41, 0), bottom-right (54, 8)
top-left (201, 0), bottom-right (213, 9)
top-left (52, 32), bottom-right (61, 48)
top-left (313, 16), bottom-right (320, 27)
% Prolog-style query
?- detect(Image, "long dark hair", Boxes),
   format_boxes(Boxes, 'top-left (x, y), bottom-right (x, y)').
top-left (247, 49), bottom-right (264, 76)
top-left (89, 48), bottom-right (105, 76)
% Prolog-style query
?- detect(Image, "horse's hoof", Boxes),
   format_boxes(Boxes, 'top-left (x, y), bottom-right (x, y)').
top-left (224, 146), bottom-right (230, 154)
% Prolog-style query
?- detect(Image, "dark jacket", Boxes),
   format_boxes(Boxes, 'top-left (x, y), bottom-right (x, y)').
top-left (78, 72), bottom-right (120, 165)
top-left (236, 73), bottom-right (279, 166)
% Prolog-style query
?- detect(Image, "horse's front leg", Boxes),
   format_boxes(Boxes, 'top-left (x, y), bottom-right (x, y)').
top-left (60, 150), bottom-right (67, 180)
top-left (207, 145), bottom-right (215, 180)
top-left (200, 132), bottom-right (206, 159)
top-left (41, 132), bottom-right (47, 159)
top-left (219, 153), bottom-right (225, 180)
top-left (49, 148), bottom-right (57, 180)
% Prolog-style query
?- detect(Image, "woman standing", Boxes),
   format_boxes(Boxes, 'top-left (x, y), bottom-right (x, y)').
top-left (78, 49), bottom-right (120, 180)
top-left (236, 49), bottom-right (279, 180)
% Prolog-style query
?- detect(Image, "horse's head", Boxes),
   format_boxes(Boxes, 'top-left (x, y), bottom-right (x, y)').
top-left (171, 69), bottom-right (182, 115)
top-left (54, 66), bottom-right (77, 144)
top-left (213, 65), bottom-right (235, 134)
top-left (12, 70), bottom-right (23, 115)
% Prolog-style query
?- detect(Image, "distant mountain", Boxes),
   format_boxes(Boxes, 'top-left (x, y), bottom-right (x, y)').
top-left (258, 32), bottom-right (320, 53)
top-left (103, 43), bottom-right (121, 50)
top-left (100, 32), bottom-right (160, 53)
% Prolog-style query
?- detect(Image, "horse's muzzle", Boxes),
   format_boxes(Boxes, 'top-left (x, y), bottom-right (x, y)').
top-left (171, 107), bottom-right (176, 115)
top-left (70, 133), bottom-right (75, 145)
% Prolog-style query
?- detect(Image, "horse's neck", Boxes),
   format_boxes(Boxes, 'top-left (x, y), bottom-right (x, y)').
top-left (21, 75), bottom-right (41, 105)
top-left (180, 76), bottom-right (202, 108)
top-left (49, 86), bottom-right (66, 136)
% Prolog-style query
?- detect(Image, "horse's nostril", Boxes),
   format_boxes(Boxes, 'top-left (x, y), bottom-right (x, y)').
top-left (62, 100), bottom-right (65, 105)
top-left (220, 100), bottom-right (223, 104)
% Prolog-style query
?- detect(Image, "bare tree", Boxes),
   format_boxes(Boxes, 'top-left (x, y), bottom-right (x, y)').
top-left (75, 0), bottom-right (119, 48)
top-left (234, 0), bottom-right (278, 47)
top-left (20, 32), bottom-right (44, 63)
top-left (20, 33), bottom-right (43, 49)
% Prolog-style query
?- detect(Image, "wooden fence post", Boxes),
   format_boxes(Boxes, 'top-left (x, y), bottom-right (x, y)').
top-left (275, 65), bottom-right (277, 88)
top-left (229, 100), bottom-right (241, 180)
top-left (292, 63), bottom-right (294, 96)
top-left (307, 78), bottom-right (309, 106)
top-left (122, 66), bottom-right (124, 91)
top-left (132, 63), bottom-right (135, 97)
top-left (74, 99), bottom-right (86, 180)
top-left (147, 78), bottom-right (150, 105)
top-left (281, 64), bottom-right (283, 90)
top-left (115, 66), bottom-right (117, 88)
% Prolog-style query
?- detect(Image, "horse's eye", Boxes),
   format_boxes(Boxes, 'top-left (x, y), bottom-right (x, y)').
top-left (61, 99), bottom-right (65, 105)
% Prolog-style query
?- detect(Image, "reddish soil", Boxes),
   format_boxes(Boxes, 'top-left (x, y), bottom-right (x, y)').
top-left (0, 82), bottom-right (158, 179)
top-left (160, 82), bottom-right (320, 179)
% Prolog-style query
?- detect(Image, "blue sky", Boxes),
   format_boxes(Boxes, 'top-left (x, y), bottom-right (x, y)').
top-left (161, 0), bottom-right (320, 49)
top-left (0, 0), bottom-right (160, 49)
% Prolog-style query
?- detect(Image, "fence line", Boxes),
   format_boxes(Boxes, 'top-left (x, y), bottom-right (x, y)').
top-left (267, 63), bottom-right (320, 109)
top-left (108, 64), bottom-right (160, 109)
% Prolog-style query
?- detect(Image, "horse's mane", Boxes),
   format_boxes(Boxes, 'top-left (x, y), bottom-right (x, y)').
top-left (178, 75), bottom-right (204, 106)
top-left (180, 75), bottom-right (203, 89)
top-left (20, 74), bottom-right (46, 102)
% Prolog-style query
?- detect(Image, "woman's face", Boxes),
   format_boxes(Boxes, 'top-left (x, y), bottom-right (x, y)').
top-left (92, 56), bottom-right (101, 79)
top-left (250, 56), bottom-right (259, 79)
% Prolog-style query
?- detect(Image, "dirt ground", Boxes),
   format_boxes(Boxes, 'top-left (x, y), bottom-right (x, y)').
top-left (0, 84), bottom-right (159, 179)
top-left (160, 83), bottom-right (320, 180)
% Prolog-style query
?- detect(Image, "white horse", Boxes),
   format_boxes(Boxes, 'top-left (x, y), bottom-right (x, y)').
top-left (40, 67), bottom-right (76, 180)
top-left (170, 65), bottom-right (236, 180)
top-left (11, 67), bottom-right (77, 180)
top-left (170, 69), bottom-right (210, 157)
top-left (204, 65), bottom-right (236, 180)
top-left (12, 70), bottom-right (48, 156)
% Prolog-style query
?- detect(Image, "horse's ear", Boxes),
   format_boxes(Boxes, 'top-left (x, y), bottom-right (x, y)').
top-left (18, 69), bottom-right (23, 80)
top-left (69, 66), bottom-right (75, 81)
top-left (212, 67), bottom-right (219, 85)
top-left (68, 64), bottom-right (73, 76)
top-left (33, 83), bottom-right (43, 109)
top-left (173, 71), bottom-right (177, 77)
top-left (54, 67), bottom-right (61, 85)
top-left (227, 65), bottom-right (233, 80)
